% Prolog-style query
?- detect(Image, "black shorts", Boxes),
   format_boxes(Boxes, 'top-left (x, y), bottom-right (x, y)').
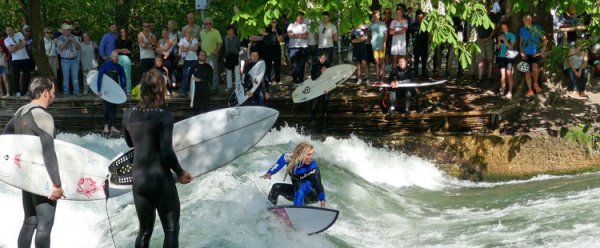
top-left (353, 44), bottom-right (368, 62)
top-left (497, 57), bottom-right (513, 70)
top-left (525, 56), bottom-right (540, 66)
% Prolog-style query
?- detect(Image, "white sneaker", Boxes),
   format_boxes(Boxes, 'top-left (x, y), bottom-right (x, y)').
top-left (356, 78), bottom-right (362, 85)
top-left (505, 92), bottom-right (512, 100)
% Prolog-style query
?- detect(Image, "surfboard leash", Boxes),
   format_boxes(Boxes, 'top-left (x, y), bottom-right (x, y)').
top-left (103, 177), bottom-right (118, 248)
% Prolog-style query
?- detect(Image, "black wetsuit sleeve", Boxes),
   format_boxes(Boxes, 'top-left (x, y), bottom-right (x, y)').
top-left (308, 167), bottom-right (325, 201)
top-left (2, 117), bottom-right (15, 134)
top-left (31, 110), bottom-right (62, 188)
top-left (160, 112), bottom-right (184, 176)
top-left (123, 109), bottom-right (134, 148)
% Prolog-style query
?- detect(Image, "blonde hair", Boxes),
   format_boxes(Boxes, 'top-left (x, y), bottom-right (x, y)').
top-left (283, 142), bottom-right (314, 181)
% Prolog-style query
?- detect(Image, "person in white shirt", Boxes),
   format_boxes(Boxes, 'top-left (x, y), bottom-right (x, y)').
top-left (43, 27), bottom-right (58, 79)
top-left (389, 7), bottom-right (408, 69)
top-left (5, 25), bottom-right (31, 97)
top-left (178, 29), bottom-right (199, 95)
top-left (287, 12), bottom-right (309, 84)
top-left (315, 11), bottom-right (338, 65)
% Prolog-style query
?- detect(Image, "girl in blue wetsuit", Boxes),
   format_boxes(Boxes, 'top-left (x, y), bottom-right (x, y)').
top-left (260, 142), bottom-right (326, 207)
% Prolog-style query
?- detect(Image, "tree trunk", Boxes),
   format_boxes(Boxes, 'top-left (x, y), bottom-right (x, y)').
top-left (116, 0), bottom-right (133, 29)
top-left (23, 0), bottom-right (53, 78)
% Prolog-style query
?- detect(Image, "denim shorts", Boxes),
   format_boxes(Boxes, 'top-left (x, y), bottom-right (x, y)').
top-left (0, 66), bottom-right (6, 75)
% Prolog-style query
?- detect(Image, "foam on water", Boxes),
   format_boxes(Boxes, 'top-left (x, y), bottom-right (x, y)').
top-left (1, 128), bottom-right (600, 247)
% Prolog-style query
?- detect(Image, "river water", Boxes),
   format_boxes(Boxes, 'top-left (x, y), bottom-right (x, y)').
top-left (1, 126), bottom-right (599, 248)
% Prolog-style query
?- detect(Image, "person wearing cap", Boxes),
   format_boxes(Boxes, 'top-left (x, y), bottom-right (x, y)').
top-left (57, 23), bottom-right (81, 96)
top-left (4, 25), bottom-right (31, 97)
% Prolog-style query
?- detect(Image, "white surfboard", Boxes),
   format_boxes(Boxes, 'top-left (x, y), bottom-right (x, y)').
top-left (108, 106), bottom-right (279, 185)
top-left (370, 79), bottom-right (447, 88)
top-left (228, 60), bottom-right (266, 107)
top-left (0, 135), bottom-right (130, 200)
top-left (86, 70), bottom-right (127, 104)
top-left (269, 205), bottom-right (339, 235)
top-left (292, 64), bottom-right (356, 103)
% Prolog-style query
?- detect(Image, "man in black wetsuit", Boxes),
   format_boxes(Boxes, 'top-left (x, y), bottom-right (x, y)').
top-left (190, 50), bottom-right (212, 115)
top-left (2, 77), bottom-right (64, 248)
top-left (122, 69), bottom-right (192, 248)
top-left (387, 56), bottom-right (415, 114)
top-left (309, 52), bottom-right (331, 128)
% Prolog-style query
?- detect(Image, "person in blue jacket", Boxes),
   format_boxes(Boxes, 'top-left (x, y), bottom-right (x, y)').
top-left (260, 142), bottom-right (326, 207)
top-left (96, 51), bottom-right (126, 134)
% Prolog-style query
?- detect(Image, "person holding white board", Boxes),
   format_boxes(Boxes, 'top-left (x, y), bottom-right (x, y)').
top-left (2, 77), bottom-right (64, 248)
top-left (123, 69), bottom-right (192, 247)
top-left (96, 51), bottom-right (126, 134)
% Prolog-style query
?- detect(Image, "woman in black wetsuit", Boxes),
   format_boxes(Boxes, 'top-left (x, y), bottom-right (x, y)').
top-left (123, 69), bottom-right (192, 248)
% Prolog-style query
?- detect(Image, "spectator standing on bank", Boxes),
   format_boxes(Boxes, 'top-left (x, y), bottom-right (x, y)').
top-left (370, 10), bottom-right (388, 81)
top-left (288, 12), bottom-right (309, 85)
top-left (138, 20), bottom-right (157, 74)
top-left (411, 10), bottom-right (429, 79)
top-left (0, 44), bottom-right (8, 96)
top-left (316, 11), bottom-right (338, 65)
top-left (351, 25), bottom-right (369, 84)
top-left (99, 23), bottom-right (117, 62)
top-left (79, 32), bottom-right (98, 95)
top-left (179, 29), bottom-right (199, 95)
top-left (182, 13), bottom-right (202, 39)
top-left (496, 22), bottom-right (516, 99)
top-left (43, 27), bottom-right (58, 79)
top-left (261, 18), bottom-right (283, 86)
top-left (200, 17), bottom-right (222, 94)
top-left (5, 25), bottom-right (31, 97)
top-left (116, 28), bottom-right (133, 94)
top-left (224, 25), bottom-right (241, 92)
top-left (72, 20), bottom-right (83, 38)
top-left (475, 13), bottom-right (496, 83)
top-left (157, 27), bottom-right (175, 73)
top-left (389, 7), bottom-right (408, 69)
top-left (57, 24), bottom-right (82, 96)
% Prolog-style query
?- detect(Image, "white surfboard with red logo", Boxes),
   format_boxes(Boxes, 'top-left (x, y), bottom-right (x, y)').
top-left (0, 135), bottom-right (129, 201)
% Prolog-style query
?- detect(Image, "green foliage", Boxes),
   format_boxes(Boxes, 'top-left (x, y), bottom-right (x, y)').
top-left (559, 124), bottom-right (600, 152)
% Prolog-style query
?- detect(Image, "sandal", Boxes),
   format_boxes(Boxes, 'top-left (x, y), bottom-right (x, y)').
top-left (525, 90), bottom-right (534, 97)
top-left (534, 85), bottom-right (542, 93)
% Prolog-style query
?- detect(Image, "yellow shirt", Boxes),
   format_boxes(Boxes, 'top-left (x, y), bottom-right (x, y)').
top-left (200, 28), bottom-right (222, 56)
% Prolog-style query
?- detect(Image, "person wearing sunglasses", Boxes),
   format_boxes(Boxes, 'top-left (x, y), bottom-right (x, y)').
top-left (199, 17), bottom-right (222, 94)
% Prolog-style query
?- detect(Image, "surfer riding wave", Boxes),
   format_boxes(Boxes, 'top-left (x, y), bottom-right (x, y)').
top-left (260, 142), bottom-right (326, 207)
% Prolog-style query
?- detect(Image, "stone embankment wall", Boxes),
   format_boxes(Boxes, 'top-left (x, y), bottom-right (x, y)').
top-left (371, 135), bottom-right (600, 181)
